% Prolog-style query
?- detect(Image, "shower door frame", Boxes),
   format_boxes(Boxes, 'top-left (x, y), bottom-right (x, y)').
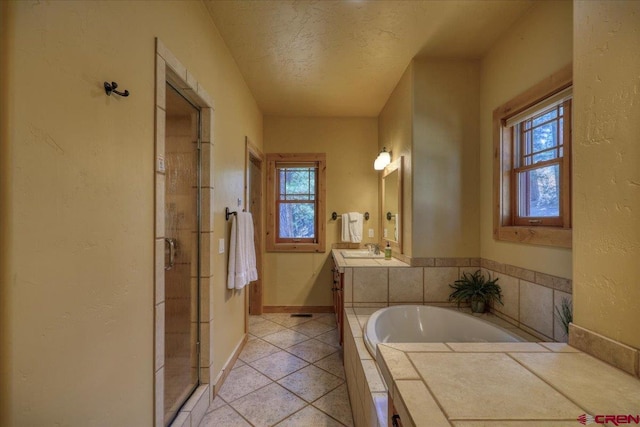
top-left (154, 39), bottom-right (215, 427)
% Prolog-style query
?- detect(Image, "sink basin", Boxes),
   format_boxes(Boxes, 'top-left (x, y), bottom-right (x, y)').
top-left (341, 250), bottom-right (384, 259)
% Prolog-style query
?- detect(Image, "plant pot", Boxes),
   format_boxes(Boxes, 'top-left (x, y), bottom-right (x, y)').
top-left (470, 299), bottom-right (486, 313)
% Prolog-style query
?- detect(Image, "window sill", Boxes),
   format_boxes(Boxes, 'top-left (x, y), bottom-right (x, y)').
top-left (494, 225), bottom-right (571, 248)
top-left (266, 242), bottom-right (326, 253)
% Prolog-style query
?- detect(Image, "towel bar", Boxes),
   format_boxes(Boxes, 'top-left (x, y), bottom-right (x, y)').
top-left (331, 211), bottom-right (369, 221)
top-left (225, 207), bottom-right (238, 221)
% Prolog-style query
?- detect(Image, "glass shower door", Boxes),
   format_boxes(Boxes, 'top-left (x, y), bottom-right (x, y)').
top-left (164, 83), bottom-right (200, 426)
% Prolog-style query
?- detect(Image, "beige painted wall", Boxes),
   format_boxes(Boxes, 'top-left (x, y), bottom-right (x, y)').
top-left (0, 1), bottom-right (262, 426)
top-left (479, 0), bottom-right (573, 278)
top-left (412, 59), bottom-right (480, 258)
top-left (378, 64), bottom-right (414, 256)
top-left (573, 0), bottom-right (640, 349)
top-left (263, 117), bottom-right (378, 307)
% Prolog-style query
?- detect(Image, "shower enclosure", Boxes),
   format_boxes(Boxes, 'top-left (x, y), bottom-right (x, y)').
top-left (163, 82), bottom-right (201, 426)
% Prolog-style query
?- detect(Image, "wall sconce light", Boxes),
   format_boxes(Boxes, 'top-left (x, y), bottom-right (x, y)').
top-left (374, 147), bottom-right (391, 170)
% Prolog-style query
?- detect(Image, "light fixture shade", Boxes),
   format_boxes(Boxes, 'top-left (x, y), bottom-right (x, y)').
top-left (374, 148), bottom-right (391, 170)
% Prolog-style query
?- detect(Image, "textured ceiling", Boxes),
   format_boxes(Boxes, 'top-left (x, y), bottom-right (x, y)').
top-left (204, 0), bottom-right (533, 117)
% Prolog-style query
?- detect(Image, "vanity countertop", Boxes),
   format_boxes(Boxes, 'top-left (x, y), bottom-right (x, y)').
top-left (331, 248), bottom-right (410, 271)
top-left (377, 341), bottom-right (640, 427)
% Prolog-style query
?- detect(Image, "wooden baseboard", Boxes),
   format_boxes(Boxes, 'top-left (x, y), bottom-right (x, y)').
top-left (263, 305), bottom-right (333, 314)
top-left (213, 333), bottom-right (248, 397)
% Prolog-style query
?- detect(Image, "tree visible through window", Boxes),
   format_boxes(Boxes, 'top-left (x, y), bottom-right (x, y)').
top-left (267, 153), bottom-right (326, 252)
top-left (513, 103), bottom-right (567, 223)
top-left (277, 165), bottom-right (316, 241)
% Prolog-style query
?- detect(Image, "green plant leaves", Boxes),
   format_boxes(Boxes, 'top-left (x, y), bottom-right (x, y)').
top-left (448, 270), bottom-right (504, 309)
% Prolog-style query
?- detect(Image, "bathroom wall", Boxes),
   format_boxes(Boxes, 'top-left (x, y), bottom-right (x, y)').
top-left (0, 1), bottom-right (262, 426)
top-left (378, 59), bottom-right (480, 260)
top-left (573, 0), bottom-right (640, 350)
top-left (263, 117), bottom-right (378, 307)
top-left (412, 59), bottom-right (480, 259)
top-left (479, 0), bottom-right (573, 279)
top-left (378, 64), bottom-right (414, 257)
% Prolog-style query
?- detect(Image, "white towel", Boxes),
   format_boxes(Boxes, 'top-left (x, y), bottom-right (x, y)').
top-left (341, 213), bottom-right (351, 242)
top-left (227, 212), bottom-right (258, 290)
top-left (348, 212), bottom-right (363, 243)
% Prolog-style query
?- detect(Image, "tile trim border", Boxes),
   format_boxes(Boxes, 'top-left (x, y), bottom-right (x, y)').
top-left (569, 323), bottom-right (640, 378)
top-left (406, 257), bottom-right (572, 293)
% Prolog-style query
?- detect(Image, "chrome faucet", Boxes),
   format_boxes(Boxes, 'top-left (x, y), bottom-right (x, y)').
top-left (365, 243), bottom-right (380, 255)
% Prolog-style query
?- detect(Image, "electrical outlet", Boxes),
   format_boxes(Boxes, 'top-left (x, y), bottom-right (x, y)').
top-left (218, 238), bottom-right (225, 254)
top-left (368, 228), bottom-right (374, 238)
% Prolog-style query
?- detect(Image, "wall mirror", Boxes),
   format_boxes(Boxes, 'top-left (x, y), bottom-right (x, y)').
top-left (381, 157), bottom-right (403, 253)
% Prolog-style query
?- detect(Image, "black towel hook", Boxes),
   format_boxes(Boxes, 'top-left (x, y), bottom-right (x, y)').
top-left (104, 81), bottom-right (130, 97)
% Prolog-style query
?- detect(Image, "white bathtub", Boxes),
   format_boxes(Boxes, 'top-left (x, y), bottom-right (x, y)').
top-left (364, 305), bottom-right (524, 359)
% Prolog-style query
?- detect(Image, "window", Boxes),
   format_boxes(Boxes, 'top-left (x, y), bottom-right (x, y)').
top-left (493, 65), bottom-right (572, 248)
top-left (266, 153), bottom-right (326, 252)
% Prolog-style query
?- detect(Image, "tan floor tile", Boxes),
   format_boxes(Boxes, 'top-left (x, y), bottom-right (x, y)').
top-left (249, 350), bottom-right (309, 381)
top-left (249, 319), bottom-right (288, 338)
top-left (510, 352), bottom-right (640, 414)
top-left (315, 328), bottom-right (341, 348)
top-left (199, 404), bottom-right (251, 427)
top-left (315, 314), bottom-right (338, 327)
top-left (286, 339), bottom-right (339, 363)
top-left (262, 329), bottom-right (311, 349)
top-left (314, 352), bottom-right (346, 379)
top-left (292, 320), bottom-right (337, 337)
top-left (261, 313), bottom-right (312, 326)
top-left (232, 358), bottom-right (246, 369)
top-left (230, 383), bottom-right (307, 427)
top-left (248, 315), bottom-right (268, 327)
top-left (204, 395), bottom-right (226, 413)
top-left (239, 338), bottom-right (281, 363)
top-left (313, 384), bottom-right (354, 427)
top-left (217, 365), bottom-right (272, 402)
top-left (278, 365), bottom-right (344, 402)
top-left (408, 352), bottom-right (583, 420)
top-left (275, 405), bottom-right (345, 426)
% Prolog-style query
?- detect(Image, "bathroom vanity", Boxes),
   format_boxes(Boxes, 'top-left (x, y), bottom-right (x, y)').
top-left (331, 249), bottom-right (410, 346)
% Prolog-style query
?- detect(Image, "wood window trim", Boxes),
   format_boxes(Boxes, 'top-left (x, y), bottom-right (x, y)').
top-left (493, 64), bottom-right (572, 249)
top-left (266, 153), bottom-right (326, 253)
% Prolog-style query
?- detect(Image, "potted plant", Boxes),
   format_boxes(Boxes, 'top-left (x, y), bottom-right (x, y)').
top-left (448, 270), bottom-right (503, 313)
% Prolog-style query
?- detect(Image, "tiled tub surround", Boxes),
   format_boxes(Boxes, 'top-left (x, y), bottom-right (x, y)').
top-left (333, 250), bottom-right (573, 343)
top-left (377, 342), bottom-right (640, 427)
top-left (343, 310), bottom-right (389, 427)
top-left (343, 307), bottom-right (540, 427)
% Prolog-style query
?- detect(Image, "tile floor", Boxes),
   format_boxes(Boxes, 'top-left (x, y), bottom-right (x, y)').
top-left (198, 313), bottom-right (354, 427)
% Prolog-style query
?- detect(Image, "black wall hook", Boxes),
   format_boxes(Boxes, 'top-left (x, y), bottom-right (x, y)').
top-left (104, 81), bottom-right (130, 97)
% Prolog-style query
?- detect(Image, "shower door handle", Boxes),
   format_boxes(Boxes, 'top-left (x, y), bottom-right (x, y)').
top-left (165, 238), bottom-right (177, 270)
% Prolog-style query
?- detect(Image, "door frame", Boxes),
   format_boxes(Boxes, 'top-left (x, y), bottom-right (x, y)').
top-left (244, 137), bottom-right (264, 316)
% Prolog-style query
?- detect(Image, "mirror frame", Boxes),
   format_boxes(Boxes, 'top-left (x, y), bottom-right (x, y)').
top-left (380, 156), bottom-right (403, 254)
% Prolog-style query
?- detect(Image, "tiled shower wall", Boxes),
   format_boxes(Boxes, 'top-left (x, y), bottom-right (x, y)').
top-left (342, 257), bottom-right (572, 342)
